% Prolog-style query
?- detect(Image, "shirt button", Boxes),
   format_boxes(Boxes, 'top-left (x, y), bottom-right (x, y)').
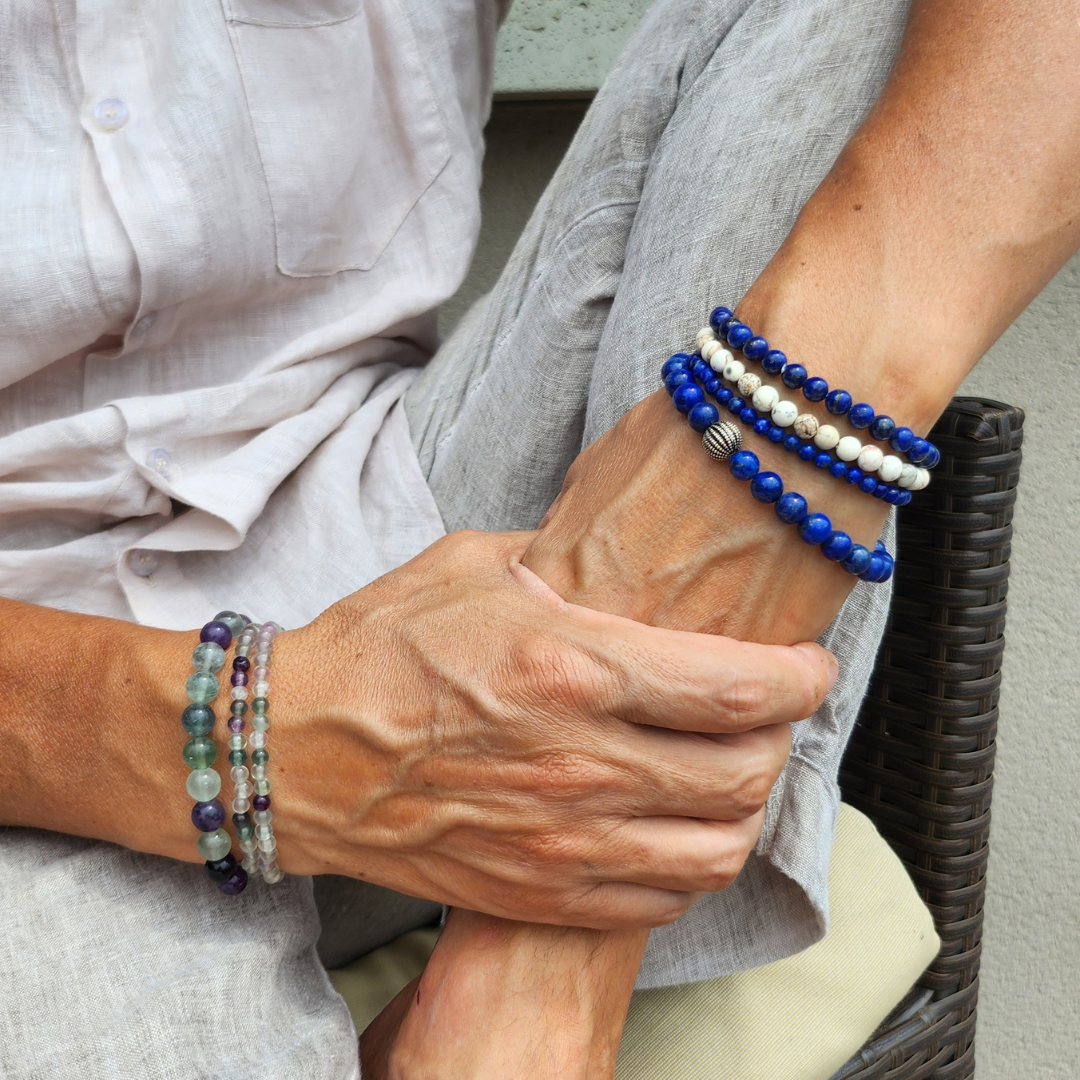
top-left (129, 550), bottom-right (159, 578)
top-left (93, 98), bottom-right (129, 131)
top-left (146, 448), bottom-right (176, 481)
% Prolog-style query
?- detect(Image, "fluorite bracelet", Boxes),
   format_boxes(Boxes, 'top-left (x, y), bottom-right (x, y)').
top-left (183, 611), bottom-right (252, 895)
top-left (665, 369), bottom-right (894, 582)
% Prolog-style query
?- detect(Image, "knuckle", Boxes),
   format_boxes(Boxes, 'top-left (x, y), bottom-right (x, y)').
top-left (731, 765), bottom-right (775, 817)
top-left (717, 675), bottom-right (769, 729)
top-left (531, 750), bottom-right (606, 797)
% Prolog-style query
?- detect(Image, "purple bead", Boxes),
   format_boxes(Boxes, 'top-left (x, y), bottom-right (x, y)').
top-left (230, 671), bottom-right (248, 686)
top-left (191, 799), bottom-right (226, 832)
top-left (252, 794), bottom-right (271, 812)
top-left (233, 655), bottom-right (251, 673)
top-left (227, 716), bottom-right (245, 733)
top-left (205, 853), bottom-right (237, 882)
top-left (217, 867), bottom-right (249, 896)
top-left (200, 620), bottom-right (233, 649)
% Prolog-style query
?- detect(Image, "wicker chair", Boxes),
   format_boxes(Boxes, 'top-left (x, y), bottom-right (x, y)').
top-left (829, 398), bottom-right (1025, 1080)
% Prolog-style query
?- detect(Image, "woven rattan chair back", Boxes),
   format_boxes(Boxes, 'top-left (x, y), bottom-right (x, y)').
top-left (831, 397), bottom-right (1024, 1080)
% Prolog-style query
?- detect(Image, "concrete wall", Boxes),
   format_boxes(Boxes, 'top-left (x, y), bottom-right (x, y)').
top-left (441, 5), bottom-right (1080, 1076)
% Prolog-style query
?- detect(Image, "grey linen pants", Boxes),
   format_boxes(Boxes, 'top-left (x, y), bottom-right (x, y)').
top-left (0, 0), bottom-right (911, 1076)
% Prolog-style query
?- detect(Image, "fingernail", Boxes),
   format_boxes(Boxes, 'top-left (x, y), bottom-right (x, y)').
top-left (795, 643), bottom-right (839, 694)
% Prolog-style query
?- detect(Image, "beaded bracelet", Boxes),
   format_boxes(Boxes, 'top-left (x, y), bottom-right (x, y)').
top-left (703, 307), bottom-right (940, 470)
top-left (665, 370), bottom-right (894, 582)
top-left (183, 610), bottom-right (252, 895)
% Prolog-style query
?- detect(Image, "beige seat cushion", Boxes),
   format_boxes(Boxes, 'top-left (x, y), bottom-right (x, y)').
top-left (329, 804), bottom-right (939, 1079)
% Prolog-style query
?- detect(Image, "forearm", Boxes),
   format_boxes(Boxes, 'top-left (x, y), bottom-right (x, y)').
top-left (0, 598), bottom-right (196, 860)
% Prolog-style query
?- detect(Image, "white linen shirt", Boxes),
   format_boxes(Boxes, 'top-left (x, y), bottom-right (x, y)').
top-left (0, 0), bottom-right (505, 626)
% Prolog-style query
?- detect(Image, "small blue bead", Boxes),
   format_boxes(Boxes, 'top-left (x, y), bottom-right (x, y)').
top-left (672, 383), bottom-right (704, 414)
top-left (762, 350), bottom-right (787, 376)
top-left (783, 433), bottom-right (802, 452)
top-left (842, 544), bottom-right (872, 575)
top-left (813, 451), bottom-right (832, 470)
top-left (716, 386), bottom-right (733, 404)
top-left (754, 417), bottom-right (772, 436)
top-left (884, 487), bottom-right (902, 505)
top-left (889, 427), bottom-right (915, 454)
top-left (846, 466), bottom-right (864, 485)
top-left (750, 471), bottom-right (784, 503)
top-left (709, 306), bottom-right (733, 332)
top-left (829, 460), bottom-right (848, 479)
top-left (767, 426), bottom-right (785, 444)
top-left (820, 531), bottom-right (854, 562)
top-left (872, 481), bottom-right (889, 499)
top-left (726, 322), bottom-right (753, 349)
top-left (875, 540), bottom-right (887, 552)
top-left (664, 370), bottom-right (691, 395)
top-left (688, 401), bottom-right (720, 432)
top-left (660, 353), bottom-right (693, 379)
top-left (798, 443), bottom-right (816, 462)
top-left (802, 377), bottom-right (829, 402)
top-left (859, 475), bottom-right (877, 494)
top-left (848, 403), bottom-right (875, 429)
top-left (727, 396), bottom-right (745, 415)
top-left (743, 336), bottom-right (769, 361)
top-left (895, 489), bottom-right (913, 506)
top-left (775, 492), bottom-right (808, 525)
top-left (826, 390), bottom-right (853, 416)
top-left (728, 450), bottom-right (760, 481)
top-left (692, 359), bottom-right (710, 380)
top-left (739, 406), bottom-right (758, 426)
top-left (878, 553), bottom-right (895, 582)
top-left (923, 444), bottom-right (941, 469)
top-left (704, 375), bottom-right (721, 396)
top-left (870, 415), bottom-right (896, 441)
top-left (908, 438), bottom-right (931, 463)
top-left (860, 553), bottom-right (886, 582)
top-left (799, 513), bottom-right (833, 545)
top-left (781, 364), bottom-right (807, 390)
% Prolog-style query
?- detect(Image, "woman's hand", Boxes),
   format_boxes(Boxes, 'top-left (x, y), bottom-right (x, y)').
top-left (269, 528), bottom-right (835, 928)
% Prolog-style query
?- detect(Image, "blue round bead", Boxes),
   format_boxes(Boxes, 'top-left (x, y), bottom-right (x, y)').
top-left (873, 481), bottom-right (889, 499)
top-left (878, 552), bottom-right (895, 582)
top-left (813, 451), bottom-right (832, 470)
top-left (875, 540), bottom-right (887, 552)
top-left (664, 369), bottom-right (691, 395)
top-left (848, 403), bottom-right (875, 429)
top-left (750, 471), bottom-right (784, 503)
top-left (869, 415), bottom-right (896, 441)
top-left (716, 386), bottom-right (733, 404)
top-left (884, 487), bottom-right (902, 505)
top-left (908, 438), bottom-right (931, 463)
top-left (661, 353), bottom-right (693, 379)
top-left (726, 322), bottom-right (753, 349)
top-left (775, 492), bottom-right (808, 525)
top-left (692, 358), bottom-right (710, 381)
top-left (205, 853), bottom-right (238, 883)
top-left (704, 376), bottom-right (722, 396)
top-left (826, 390), bottom-right (853, 416)
top-left (743, 336), bottom-right (769, 361)
top-left (709, 306), bottom-right (733, 332)
top-left (191, 799), bottom-right (227, 833)
top-left (726, 396), bottom-right (745, 415)
top-left (923, 444), bottom-right (941, 469)
top-left (798, 443), bottom-right (816, 462)
top-left (829, 460), bottom-right (847, 479)
top-left (820, 531), bottom-right (854, 562)
top-left (781, 364), bottom-right (807, 390)
top-left (895, 489), bottom-right (913, 506)
top-left (802, 376), bottom-right (829, 402)
top-left (846, 466), bottom-right (864, 485)
top-left (688, 401), bottom-right (720, 432)
top-left (782, 433), bottom-right (801, 452)
top-left (728, 450), bottom-right (760, 481)
top-left (842, 544), bottom-right (872, 576)
top-left (889, 427), bottom-right (915, 454)
top-left (859, 475), bottom-right (878, 494)
top-left (762, 350), bottom-right (787, 376)
top-left (200, 621), bottom-right (233, 649)
top-left (767, 426), bottom-right (785, 444)
top-left (739, 406), bottom-right (758, 426)
top-left (860, 553), bottom-right (886, 582)
top-left (753, 417), bottom-right (771, 436)
top-left (672, 383), bottom-right (704, 414)
top-left (799, 513), bottom-right (833, 545)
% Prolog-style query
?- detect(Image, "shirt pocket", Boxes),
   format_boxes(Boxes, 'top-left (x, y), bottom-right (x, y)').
top-left (222, 0), bottom-right (451, 277)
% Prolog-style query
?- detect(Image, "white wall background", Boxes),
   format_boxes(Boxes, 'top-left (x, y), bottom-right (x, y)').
top-left (446, 3), bottom-right (1080, 1076)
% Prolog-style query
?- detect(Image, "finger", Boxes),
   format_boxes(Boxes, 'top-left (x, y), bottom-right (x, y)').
top-left (558, 598), bottom-right (838, 732)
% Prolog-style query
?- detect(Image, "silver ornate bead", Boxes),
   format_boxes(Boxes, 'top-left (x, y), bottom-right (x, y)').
top-left (702, 421), bottom-right (743, 461)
